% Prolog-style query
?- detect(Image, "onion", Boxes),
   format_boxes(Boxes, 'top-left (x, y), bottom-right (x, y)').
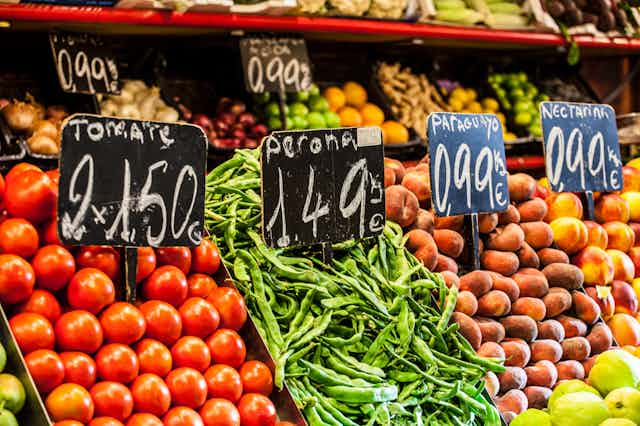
top-left (32, 120), bottom-right (59, 139)
top-left (27, 134), bottom-right (59, 155)
top-left (118, 104), bottom-right (141, 120)
top-left (155, 106), bottom-right (179, 123)
top-left (101, 100), bottom-right (119, 116)
top-left (110, 90), bottom-right (134, 105)
top-left (135, 87), bottom-right (159, 105)
top-left (123, 80), bottom-right (147, 94)
top-left (3, 101), bottom-right (37, 133)
top-left (139, 88), bottom-right (161, 120)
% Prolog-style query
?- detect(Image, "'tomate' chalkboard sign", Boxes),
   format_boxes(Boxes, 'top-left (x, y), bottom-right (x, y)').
top-left (58, 114), bottom-right (206, 247)
top-left (240, 38), bottom-right (312, 94)
top-left (261, 127), bottom-right (385, 248)
top-left (427, 112), bottom-right (509, 217)
top-left (540, 101), bottom-right (622, 193)
top-left (50, 31), bottom-right (120, 95)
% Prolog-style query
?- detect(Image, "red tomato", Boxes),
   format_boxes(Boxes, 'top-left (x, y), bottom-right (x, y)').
top-left (187, 274), bottom-right (217, 299)
top-left (4, 169), bottom-right (56, 224)
top-left (95, 344), bottom-right (139, 384)
top-left (60, 352), bottom-right (97, 389)
top-left (46, 169), bottom-right (60, 187)
top-left (130, 374), bottom-right (171, 417)
top-left (88, 417), bottom-right (123, 426)
top-left (31, 245), bottom-right (76, 291)
top-left (0, 218), bottom-right (39, 258)
top-left (199, 398), bottom-right (240, 426)
top-left (207, 288), bottom-right (247, 331)
top-left (155, 247), bottom-right (192, 274)
top-left (142, 265), bottom-right (188, 307)
top-left (0, 172), bottom-right (4, 207)
top-left (135, 338), bottom-right (172, 377)
top-left (139, 301), bottom-right (182, 346)
top-left (25, 349), bottom-right (64, 393)
top-left (0, 210), bottom-right (8, 225)
top-left (165, 367), bottom-right (208, 409)
top-left (0, 254), bottom-right (35, 304)
top-left (90, 381), bottom-right (133, 421)
top-left (55, 310), bottom-right (104, 353)
top-left (100, 302), bottom-right (146, 345)
top-left (179, 297), bottom-right (220, 339)
top-left (4, 163), bottom-right (41, 186)
top-left (9, 312), bottom-right (54, 354)
top-left (136, 247), bottom-right (156, 283)
top-left (41, 218), bottom-right (63, 246)
top-left (171, 336), bottom-right (211, 373)
top-left (45, 383), bottom-right (94, 423)
top-left (206, 330), bottom-right (246, 369)
top-left (275, 423), bottom-right (296, 426)
top-left (54, 421), bottom-right (83, 426)
top-left (67, 268), bottom-right (115, 314)
top-left (203, 365), bottom-right (242, 402)
top-left (163, 406), bottom-right (204, 426)
top-left (76, 247), bottom-right (121, 282)
top-left (15, 289), bottom-right (62, 324)
top-left (125, 413), bottom-right (162, 426)
top-left (190, 240), bottom-right (221, 275)
top-left (237, 394), bottom-right (276, 426)
top-left (239, 361), bottom-right (273, 396)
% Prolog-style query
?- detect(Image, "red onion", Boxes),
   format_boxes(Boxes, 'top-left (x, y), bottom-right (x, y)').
top-left (238, 112), bottom-right (256, 128)
top-left (192, 113), bottom-right (214, 132)
top-left (244, 138), bottom-right (259, 149)
top-left (229, 101), bottom-right (246, 116)
top-left (231, 128), bottom-right (246, 140)
top-left (251, 124), bottom-right (269, 138)
top-left (219, 112), bottom-right (235, 127)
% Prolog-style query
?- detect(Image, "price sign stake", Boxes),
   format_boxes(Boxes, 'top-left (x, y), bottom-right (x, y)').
top-left (261, 127), bottom-right (385, 252)
top-left (540, 101), bottom-right (623, 220)
top-left (427, 112), bottom-right (510, 270)
top-left (58, 114), bottom-right (207, 300)
top-left (50, 31), bottom-right (120, 95)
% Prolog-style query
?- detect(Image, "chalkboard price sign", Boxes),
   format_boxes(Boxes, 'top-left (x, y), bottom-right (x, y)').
top-left (427, 112), bottom-right (510, 217)
top-left (540, 101), bottom-right (622, 193)
top-left (49, 31), bottom-right (120, 95)
top-left (261, 127), bottom-right (385, 248)
top-left (58, 114), bottom-right (206, 248)
top-left (240, 38), bottom-right (312, 94)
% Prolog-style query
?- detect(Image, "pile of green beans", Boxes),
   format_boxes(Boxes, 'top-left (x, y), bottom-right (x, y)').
top-left (205, 149), bottom-right (504, 426)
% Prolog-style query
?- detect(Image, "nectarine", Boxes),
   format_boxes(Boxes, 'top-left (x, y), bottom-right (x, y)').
top-left (545, 192), bottom-right (583, 221)
top-left (607, 249), bottom-right (636, 283)
top-left (584, 221), bottom-right (608, 250)
top-left (607, 313), bottom-right (640, 346)
top-left (595, 194), bottom-right (631, 223)
top-left (604, 221), bottom-right (635, 252)
top-left (549, 217), bottom-right (588, 254)
top-left (572, 246), bottom-right (614, 286)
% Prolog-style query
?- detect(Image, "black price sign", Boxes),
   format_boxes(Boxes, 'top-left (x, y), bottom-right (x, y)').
top-left (540, 101), bottom-right (622, 193)
top-left (261, 127), bottom-right (385, 248)
top-left (427, 112), bottom-right (510, 217)
top-left (49, 31), bottom-right (120, 95)
top-left (240, 38), bottom-right (312, 93)
top-left (58, 114), bottom-right (206, 247)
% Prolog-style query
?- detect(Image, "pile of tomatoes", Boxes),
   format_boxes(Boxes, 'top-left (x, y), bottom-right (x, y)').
top-left (0, 163), bottom-right (293, 426)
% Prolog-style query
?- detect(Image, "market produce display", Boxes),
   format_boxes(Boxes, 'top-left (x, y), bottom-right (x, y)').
top-left (542, 0), bottom-right (633, 33)
top-left (205, 149), bottom-right (504, 425)
top-left (0, 342), bottom-right (27, 426)
top-left (99, 80), bottom-right (180, 122)
top-left (432, 0), bottom-right (533, 29)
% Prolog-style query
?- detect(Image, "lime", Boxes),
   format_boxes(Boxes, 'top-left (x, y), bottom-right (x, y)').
top-left (515, 112), bottom-right (533, 126)
top-left (307, 112), bottom-right (327, 129)
top-left (0, 375), bottom-right (25, 414)
top-left (517, 72), bottom-right (528, 82)
top-left (252, 92), bottom-right (270, 104)
top-left (324, 111), bottom-right (341, 128)
top-left (510, 88), bottom-right (525, 101)
top-left (514, 100), bottom-right (532, 114)
top-left (309, 95), bottom-right (330, 112)
top-left (308, 83), bottom-right (320, 97)
top-left (295, 91), bottom-right (310, 103)
top-left (526, 86), bottom-right (539, 98)
top-left (0, 345), bottom-right (5, 373)
top-left (289, 102), bottom-right (309, 118)
top-left (267, 117), bottom-right (283, 130)
top-left (506, 79), bottom-right (521, 90)
top-left (265, 102), bottom-right (284, 118)
top-left (0, 409), bottom-right (17, 426)
top-left (291, 116), bottom-right (309, 130)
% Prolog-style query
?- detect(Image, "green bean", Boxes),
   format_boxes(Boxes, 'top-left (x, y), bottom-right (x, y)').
top-left (323, 385), bottom-right (398, 403)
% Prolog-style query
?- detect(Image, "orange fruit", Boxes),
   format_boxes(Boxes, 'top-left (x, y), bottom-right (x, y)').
top-left (360, 103), bottom-right (384, 126)
top-left (338, 107), bottom-right (363, 127)
top-left (381, 121), bottom-right (409, 144)
top-left (322, 86), bottom-right (346, 112)
top-left (342, 81), bottom-right (367, 108)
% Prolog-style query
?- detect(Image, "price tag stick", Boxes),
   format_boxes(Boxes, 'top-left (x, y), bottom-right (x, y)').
top-left (278, 88), bottom-right (288, 131)
top-left (322, 242), bottom-right (333, 263)
top-left (585, 191), bottom-right (596, 221)
top-left (470, 213), bottom-right (481, 271)
top-left (124, 248), bottom-right (138, 302)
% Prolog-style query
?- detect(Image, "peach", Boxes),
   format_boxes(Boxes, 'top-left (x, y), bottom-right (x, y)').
top-left (622, 192), bottom-right (640, 221)
top-left (433, 229), bottom-right (464, 258)
top-left (537, 248), bottom-right (569, 266)
top-left (582, 356), bottom-right (598, 376)
top-left (561, 337), bottom-right (591, 361)
top-left (459, 270), bottom-right (492, 297)
top-left (512, 268), bottom-right (549, 298)
top-left (489, 272), bottom-right (520, 302)
top-left (542, 287), bottom-right (572, 318)
top-left (585, 286), bottom-right (615, 321)
top-left (451, 312), bottom-right (482, 350)
top-left (572, 246), bottom-right (614, 286)
top-left (402, 170), bottom-right (430, 202)
top-left (556, 360), bottom-right (585, 381)
top-left (385, 185), bottom-right (419, 228)
top-left (542, 263), bottom-right (584, 290)
top-left (501, 315), bottom-right (538, 342)
top-left (501, 338), bottom-right (531, 367)
top-left (530, 340), bottom-right (563, 363)
top-left (496, 390), bottom-right (528, 416)
top-left (518, 198), bottom-right (548, 223)
top-left (455, 291), bottom-right (478, 317)
top-left (485, 372), bottom-right (500, 398)
top-left (477, 290), bottom-right (511, 317)
top-left (525, 360), bottom-right (558, 388)
top-left (604, 221), bottom-right (635, 252)
top-left (409, 209), bottom-right (435, 234)
top-left (384, 157), bottom-right (405, 183)
top-left (629, 247), bottom-right (640, 277)
top-left (571, 290), bottom-right (601, 325)
top-left (405, 229), bottom-right (433, 252)
top-left (586, 323), bottom-right (613, 355)
top-left (517, 242), bottom-right (540, 269)
top-left (550, 217), bottom-right (589, 254)
top-left (434, 254), bottom-right (458, 274)
top-left (545, 192), bottom-right (584, 221)
top-left (477, 342), bottom-right (506, 360)
top-left (414, 244), bottom-right (438, 271)
top-left (521, 221), bottom-right (554, 250)
top-left (478, 213), bottom-right (498, 234)
top-left (485, 224), bottom-right (525, 252)
top-left (556, 315), bottom-right (587, 338)
top-left (608, 249), bottom-right (636, 282)
top-left (607, 313), bottom-right (640, 346)
top-left (584, 220), bottom-right (608, 250)
top-left (435, 215), bottom-right (464, 232)
top-left (498, 367), bottom-right (527, 392)
top-left (596, 193), bottom-right (631, 223)
top-left (476, 317), bottom-right (506, 343)
top-left (612, 280), bottom-right (639, 315)
top-left (524, 386), bottom-right (552, 410)
top-left (498, 204), bottom-right (521, 225)
top-left (632, 277), bottom-right (640, 303)
top-left (630, 222), bottom-right (640, 246)
top-left (441, 271), bottom-right (460, 289)
top-left (623, 165), bottom-right (640, 192)
top-left (481, 250), bottom-right (519, 276)
top-left (537, 319), bottom-right (565, 341)
top-left (511, 297), bottom-right (546, 321)
top-left (384, 167), bottom-right (395, 188)
top-left (509, 173), bottom-right (537, 202)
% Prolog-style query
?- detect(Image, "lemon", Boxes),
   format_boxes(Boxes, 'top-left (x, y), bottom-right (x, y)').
top-left (449, 98), bottom-right (464, 112)
top-left (466, 88), bottom-right (478, 102)
top-left (381, 121), bottom-right (409, 144)
top-left (496, 112), bottom-right (506, 124)
top-left (482, 98), bottom-right (499, 112)
top-left (468, 101), bottom-right (483, 114)
top-left (450, 87), bottom-right (468, 104)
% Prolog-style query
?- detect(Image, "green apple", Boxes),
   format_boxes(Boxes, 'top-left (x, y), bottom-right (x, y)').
top-left (0, 409), bottom-right (17, 426)
top-left (589, 350), bottom-right (640, 397)
top-left (0, 344), bottom-right (5, 373)
top-left (606, 387), bottom-right (640, 423)
top-left (550, 392), bottom-right (610, 426)
top-left (289, 102), bottom-right (309, 118)
top-left (324, 111), bottom-right (341, 128)
top-left (0, 374), bottom-right (25, 414)
top-left (511, 409), bottom-right (551, 426)
top-left (307, 112), bottom-right (326, 129)
top-left (549, 380), bottom-right (601, 413)
top-left (600, 420), bottom-right (637, 426)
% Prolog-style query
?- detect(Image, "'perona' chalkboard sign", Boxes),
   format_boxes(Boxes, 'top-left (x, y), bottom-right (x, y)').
top-left (261, 127), bottom-right (385, 248)
top-left (58, 114), bottom-right (206, 247)
top-left (540, 101), bottom-right (622, 193)
top-left (427, 112), bottom-right (510, 217)
top-left (49, 31), bottom-right (120, 95)
top-left (240, 38), bottom-right (312, 93)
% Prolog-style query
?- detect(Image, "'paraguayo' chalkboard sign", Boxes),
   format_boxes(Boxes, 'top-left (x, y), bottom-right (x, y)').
top-left (540, 101), bottom-right (622, 193)
top-left (261, 127), bottom-right (385, 248)
top-left (427, 112), bottom-right (510, 217)
top-left (58, 114), bottom-right (206, 247)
